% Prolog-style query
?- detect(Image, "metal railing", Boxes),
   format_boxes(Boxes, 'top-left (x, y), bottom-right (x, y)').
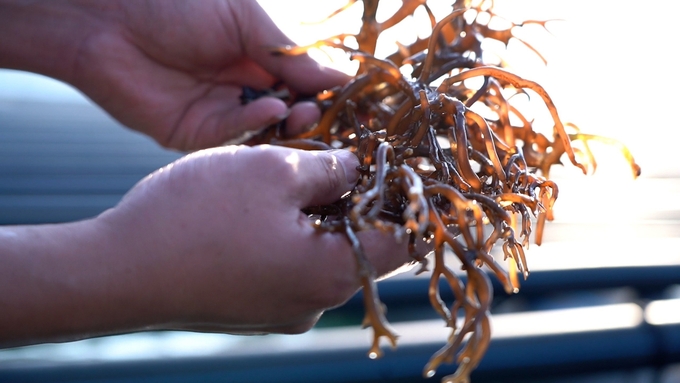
top-left (1, 99), bottom-right (679, 383)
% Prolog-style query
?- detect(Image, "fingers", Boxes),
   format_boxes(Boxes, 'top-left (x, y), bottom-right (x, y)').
top-left (192, 96), bottom-right (289, 148)
top-left (357, 230), bottom-right (417, 278)
top-left (194, 145), bottom-right (357, 206)
top-left (275, 60), bottom-right (351, 95)
top-left (192, 97), bottom-right (320, 150)
top-left (279, 146), bottom-right (416, 282)
top-left (184, 2), bottom-right (348, 150)
top-left (237, 1), bottom-right (350, 94)
top-left (285, 101), bottom-right (321, 136)
top-left (294, 226), bottom-right (414, 312)
top-left (285, 149), bottom-right (359, 207)
top-left (232, 99), bottom-right (322, 142)
top-left (233, 97), bottom-right (289, 134)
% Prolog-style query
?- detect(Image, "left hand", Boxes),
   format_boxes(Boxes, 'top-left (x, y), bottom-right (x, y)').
top-left (67, 0), bottom-right (349, 150)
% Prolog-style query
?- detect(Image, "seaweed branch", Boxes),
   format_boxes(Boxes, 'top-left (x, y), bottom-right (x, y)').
top-left (256, 1), bottom-right (640, 381)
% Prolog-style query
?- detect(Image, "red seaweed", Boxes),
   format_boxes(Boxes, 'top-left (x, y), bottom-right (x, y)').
top-left (256, 1), bottom-right (640, 381)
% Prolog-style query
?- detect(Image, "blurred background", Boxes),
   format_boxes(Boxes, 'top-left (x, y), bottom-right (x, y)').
top-left (1, 1), bottom-right (679, 382)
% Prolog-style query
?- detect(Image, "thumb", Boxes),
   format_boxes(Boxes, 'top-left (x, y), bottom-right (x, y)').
top-left (237, 1), bottom-right (350, 93)
top-left (289, 149), bottom-right (359, 207)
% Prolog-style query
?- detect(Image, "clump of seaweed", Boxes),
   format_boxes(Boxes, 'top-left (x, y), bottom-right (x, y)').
top-left (251, 0), bottom-right (641, 381)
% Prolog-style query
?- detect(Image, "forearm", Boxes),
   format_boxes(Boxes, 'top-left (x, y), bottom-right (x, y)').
top-left (0, 0), bottom-right (118, 81)
top-left (0, 216), bottom-right (168, 348)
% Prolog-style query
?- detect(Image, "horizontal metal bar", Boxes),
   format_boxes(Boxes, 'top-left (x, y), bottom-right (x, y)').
top-left (0, 175), bottom-right (144, 195)
top-left (1, 302), bottom-right (678, 383)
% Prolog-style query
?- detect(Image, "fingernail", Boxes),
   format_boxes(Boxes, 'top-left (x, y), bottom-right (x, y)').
top-left (275, 110), bottom-right (291, 121)
top-left (330, 149), bottom-right (359, 185)
top-left (261, 111), bottom-right (290, 128)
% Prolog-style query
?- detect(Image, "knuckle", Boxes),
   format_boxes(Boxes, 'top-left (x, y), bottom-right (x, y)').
top-left (314, 153), bottom-right (343, 192)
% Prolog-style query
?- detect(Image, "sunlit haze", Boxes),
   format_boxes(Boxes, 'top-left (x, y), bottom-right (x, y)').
top-left (257, 0), bottom-right (679, 178)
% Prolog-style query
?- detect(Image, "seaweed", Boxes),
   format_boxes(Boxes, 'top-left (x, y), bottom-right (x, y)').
top-left (252, 1), bottom-right (640, 381)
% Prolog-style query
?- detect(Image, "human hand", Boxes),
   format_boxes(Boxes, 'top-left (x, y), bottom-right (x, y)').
top-left (0, 0), bottom-right (348, 151)
top-left (0, 146), bottom-right (420, 346)
top-left (97, 146), bottom-right (415, 334)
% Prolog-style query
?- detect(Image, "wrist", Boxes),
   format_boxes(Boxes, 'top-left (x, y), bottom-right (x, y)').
top-left (0, 214), bottom-right (169, 347)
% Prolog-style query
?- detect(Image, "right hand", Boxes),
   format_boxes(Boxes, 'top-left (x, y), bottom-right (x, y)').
top-left (99, 145), bottom-right (415, 334)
